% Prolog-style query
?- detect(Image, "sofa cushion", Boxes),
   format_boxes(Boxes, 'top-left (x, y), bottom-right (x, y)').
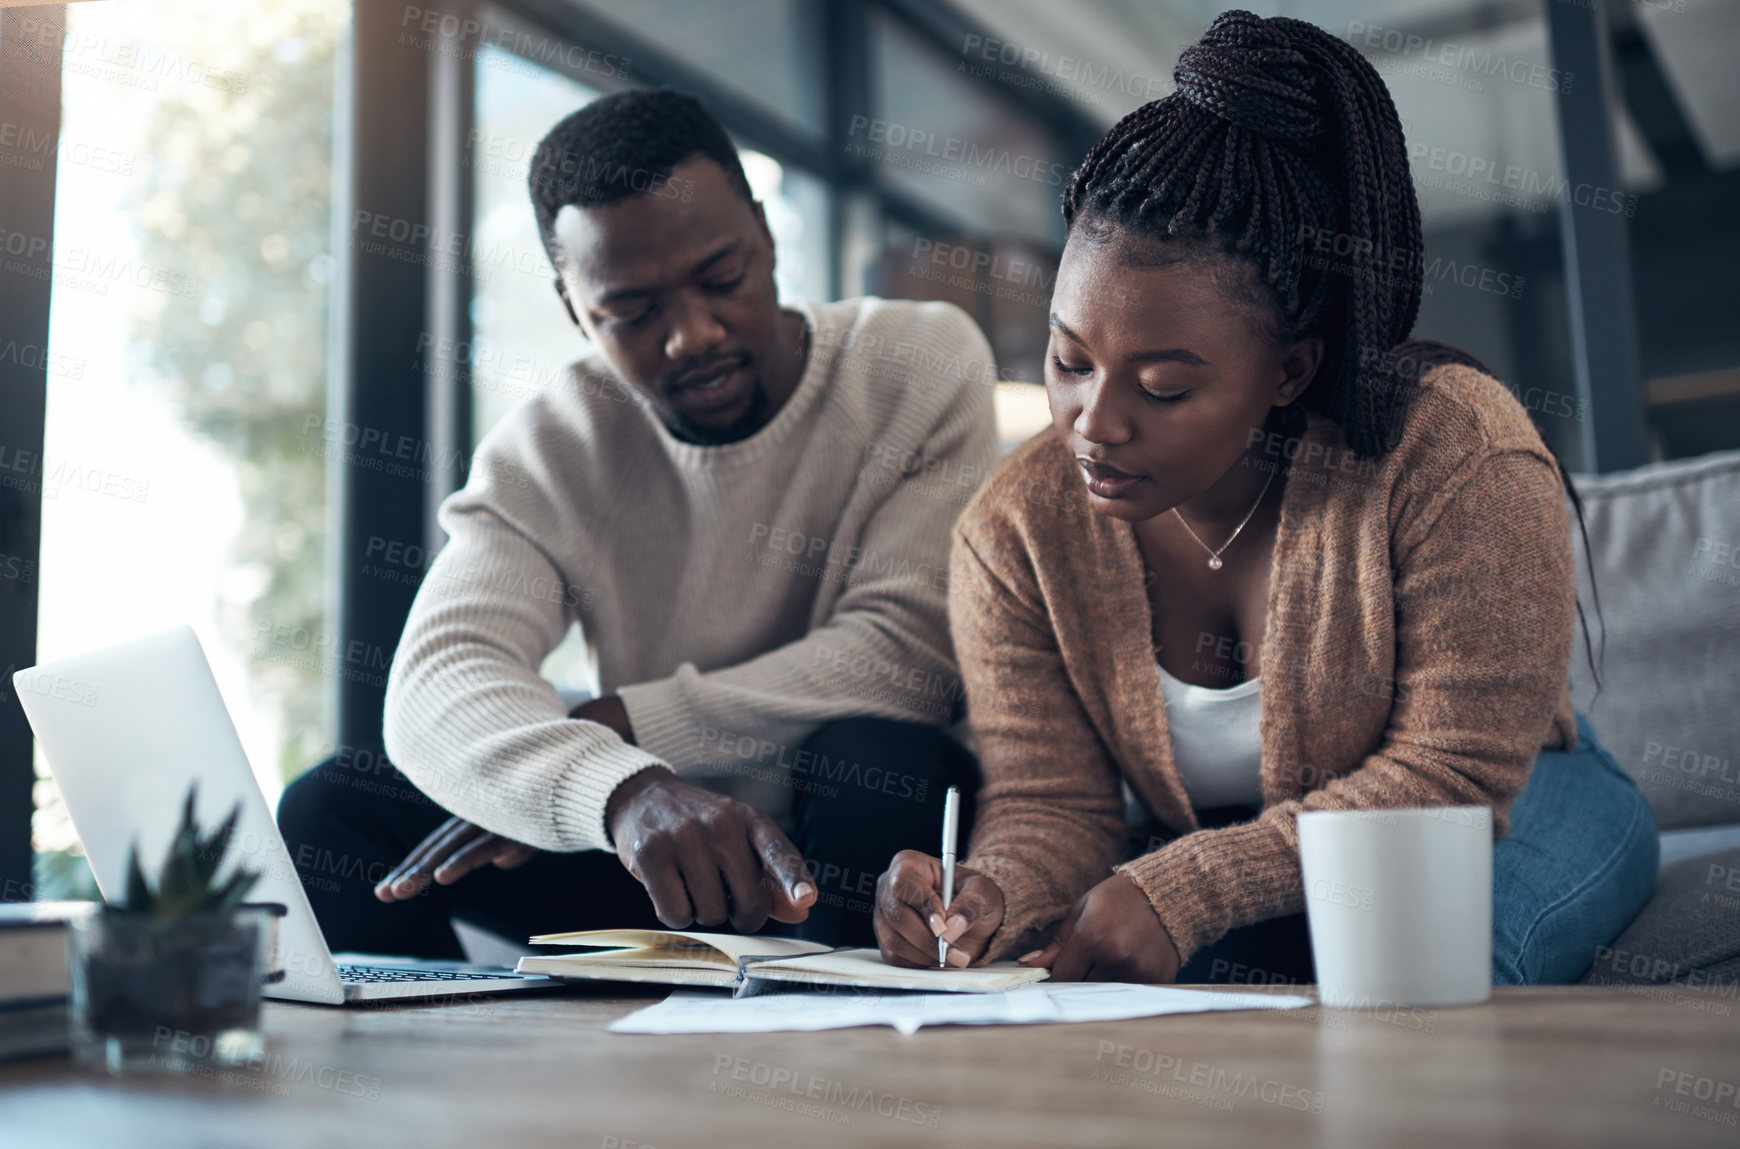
top-left (1566, 449), bottom-right (1740, 831)
top-left (1579, 845), bottom-right (1740, 991)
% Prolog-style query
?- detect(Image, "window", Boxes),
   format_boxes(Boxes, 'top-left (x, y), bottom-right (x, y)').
top-left (740, 150), bottom-right (832, 309)
top-left (870, 8), bottom-right (1071, 248)
top-left (468, 42), bottom-right (603, 447)
top-left (31, 0), bottom-right (347, 897)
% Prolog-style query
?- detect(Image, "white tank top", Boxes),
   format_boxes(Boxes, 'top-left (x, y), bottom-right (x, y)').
top-left (1123, 661), bottom-right (1264, 820)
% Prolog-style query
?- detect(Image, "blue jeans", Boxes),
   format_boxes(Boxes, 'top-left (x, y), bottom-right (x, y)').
top-left (1489, 710), bottom-right (1659, 983)
top-left (1175, 710), bottom-right (1660, 986)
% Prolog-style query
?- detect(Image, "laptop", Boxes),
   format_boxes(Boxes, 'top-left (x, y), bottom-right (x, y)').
top-left (12, 624), bottom-right (559, 1004)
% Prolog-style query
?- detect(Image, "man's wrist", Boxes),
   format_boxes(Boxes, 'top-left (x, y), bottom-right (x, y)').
top-left (570, 693), bottom-right (636, 744)
top-left (603, 764), bottom-right (673, 846)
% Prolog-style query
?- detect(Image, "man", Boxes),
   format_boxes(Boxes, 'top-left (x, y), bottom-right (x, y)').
top-left (277, 88), bottom-right (997, 956)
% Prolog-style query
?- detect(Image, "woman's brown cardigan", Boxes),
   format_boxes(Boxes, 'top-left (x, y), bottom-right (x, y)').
top-left (952, 363), bottom-right (1578, 964)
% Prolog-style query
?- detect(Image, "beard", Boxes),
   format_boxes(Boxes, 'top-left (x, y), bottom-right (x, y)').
top-left (661, 373), bottom-right (771, 445)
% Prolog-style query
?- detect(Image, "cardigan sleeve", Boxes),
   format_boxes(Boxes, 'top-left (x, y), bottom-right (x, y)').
top-left (950, 522), bottom-right (1128, 962)
top-left (1116, 447), bottom-right (1578, 962)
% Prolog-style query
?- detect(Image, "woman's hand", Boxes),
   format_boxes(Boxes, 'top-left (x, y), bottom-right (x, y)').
top-left (874, 849), bottom-right (1005, 968)
top-left (1019, 872), bottom-right (1180, 983)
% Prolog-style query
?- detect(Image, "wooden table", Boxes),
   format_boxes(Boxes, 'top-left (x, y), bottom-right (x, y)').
top-left (1, 984), bottom-right (1736, 1148)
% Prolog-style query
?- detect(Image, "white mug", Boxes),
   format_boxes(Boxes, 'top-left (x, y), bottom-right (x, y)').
top-left (1297, 806), bottom-right (1492, 1008)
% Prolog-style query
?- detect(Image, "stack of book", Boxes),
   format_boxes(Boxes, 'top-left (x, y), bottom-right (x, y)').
top-left (1, 901), bottom-right (96, 1061)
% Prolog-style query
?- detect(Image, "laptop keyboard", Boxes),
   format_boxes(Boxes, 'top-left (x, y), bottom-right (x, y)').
top-left (337, 963), bottom-right (529, 984)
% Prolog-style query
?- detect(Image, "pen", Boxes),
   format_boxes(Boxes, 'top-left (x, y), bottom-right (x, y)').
top-left (938, 785), bottom-right (959, 968)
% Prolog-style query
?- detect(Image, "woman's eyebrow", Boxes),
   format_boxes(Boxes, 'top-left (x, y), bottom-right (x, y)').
top-left (1130, 347), bottom-right (1210, 367)
top-left (1049, 313), bottom-right (1211, 367)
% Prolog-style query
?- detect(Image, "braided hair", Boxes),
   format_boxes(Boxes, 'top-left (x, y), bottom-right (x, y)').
top-left (1062, 10), bottom-right (1422, 459)
top-left (1065, 10), bottom-right (1606, 689)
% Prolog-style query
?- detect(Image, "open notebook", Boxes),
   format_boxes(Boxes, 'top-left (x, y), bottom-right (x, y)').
top-left (515, 930), bottom-right (1048, 994)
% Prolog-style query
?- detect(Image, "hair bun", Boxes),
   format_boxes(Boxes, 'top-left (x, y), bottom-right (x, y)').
top-left (1173, 10), bottom-right (1324, 144)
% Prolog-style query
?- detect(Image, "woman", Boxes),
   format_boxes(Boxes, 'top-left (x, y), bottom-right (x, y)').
top-left (874, 10), bottom-right (1658, 985)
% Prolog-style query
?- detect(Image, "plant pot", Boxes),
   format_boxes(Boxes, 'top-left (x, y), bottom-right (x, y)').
top-left (68, 908), bottom-right (264, 1075)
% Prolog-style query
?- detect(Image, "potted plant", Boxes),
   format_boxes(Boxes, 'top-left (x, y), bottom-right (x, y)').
top-left (67, 784), bottom-right (268, 1075)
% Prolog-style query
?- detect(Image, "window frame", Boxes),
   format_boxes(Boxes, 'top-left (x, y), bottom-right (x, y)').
top-left (0, 6), bottom-right (64, 899)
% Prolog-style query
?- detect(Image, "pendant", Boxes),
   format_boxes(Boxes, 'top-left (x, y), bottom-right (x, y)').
top-left (1207, 555), bottom-right (1223, 570)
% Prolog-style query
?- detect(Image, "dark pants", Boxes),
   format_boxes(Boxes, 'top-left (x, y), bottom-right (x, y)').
top-left (1141, 804), bottom-right (1318, 987)
top-left (275, 717), bottom-right (979, 959)
top-left (1175, 914), bottom-right (1316, 986)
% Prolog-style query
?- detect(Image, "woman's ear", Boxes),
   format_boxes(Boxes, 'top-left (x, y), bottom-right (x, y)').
top-left (1278, 333), bottom-right (1326, 404)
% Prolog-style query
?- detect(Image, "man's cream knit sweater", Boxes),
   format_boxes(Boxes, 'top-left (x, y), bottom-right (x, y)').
top-left (383, 297), bottom-right (998, 853)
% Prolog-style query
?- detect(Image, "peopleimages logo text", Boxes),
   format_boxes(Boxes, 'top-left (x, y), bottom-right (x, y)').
top-left (1408, 143), bottom-right (1637, 216)
top-left (1347, 20), bottom-right (1572, 92)
top-left (846, 115), bottom-right (1069, 187)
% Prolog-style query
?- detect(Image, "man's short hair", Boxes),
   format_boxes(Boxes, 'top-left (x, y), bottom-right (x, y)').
top-left (529, 87), bottom-right (754, 263)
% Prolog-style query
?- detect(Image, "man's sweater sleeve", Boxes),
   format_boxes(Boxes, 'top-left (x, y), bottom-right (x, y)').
top-left (1116, 448), bottom-right (1577, 962)
top-left (615, 314), bottom-right (998, 770)
top-left (382, 499), bottom-right (671, 853)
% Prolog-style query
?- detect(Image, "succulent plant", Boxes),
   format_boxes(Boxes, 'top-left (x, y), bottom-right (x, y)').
top-left (114, 784), bottom-right (261, 919)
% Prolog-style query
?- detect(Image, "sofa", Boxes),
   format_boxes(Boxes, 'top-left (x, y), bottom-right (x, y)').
top-left (1564, 447), bottom-right (1740, 989)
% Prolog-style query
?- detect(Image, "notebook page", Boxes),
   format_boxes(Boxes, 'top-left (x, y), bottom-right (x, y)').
top-left (746, 947), bottom-right (1048, 992)
top-left (527, 929), bottom-right (833, 963)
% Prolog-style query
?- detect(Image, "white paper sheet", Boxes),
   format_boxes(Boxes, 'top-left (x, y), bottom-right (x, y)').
top-left (608, 983), bottom-right (1313, 1036)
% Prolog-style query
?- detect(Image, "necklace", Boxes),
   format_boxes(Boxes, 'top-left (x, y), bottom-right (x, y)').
top-left (1171, 466), bottom-right (1276, 570)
